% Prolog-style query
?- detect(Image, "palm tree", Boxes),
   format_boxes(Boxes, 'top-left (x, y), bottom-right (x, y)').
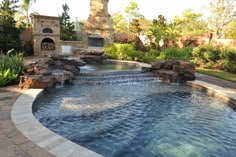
top-left (20, 0), bottom-right (36, 27)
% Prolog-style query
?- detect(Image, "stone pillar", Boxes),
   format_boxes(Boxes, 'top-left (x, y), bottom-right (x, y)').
top-left (83, 0), bottom-right (114, 45)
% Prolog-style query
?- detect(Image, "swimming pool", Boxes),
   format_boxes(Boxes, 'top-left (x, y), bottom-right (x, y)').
top-left (33, 81), bottom-right (236, 157)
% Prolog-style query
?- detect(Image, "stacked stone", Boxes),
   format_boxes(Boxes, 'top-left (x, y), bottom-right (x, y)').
top-left (19, 54), bottom-right (86, 89)
top-left (151, 60), bottom-right (196, 83)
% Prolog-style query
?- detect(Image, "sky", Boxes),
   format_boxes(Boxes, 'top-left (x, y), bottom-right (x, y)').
top-left (28, 0), bottom-right (213, 21)
top-left (3, 0), bottom-right (213, 21)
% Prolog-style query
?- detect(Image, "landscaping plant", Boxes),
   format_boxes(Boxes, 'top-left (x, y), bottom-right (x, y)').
top-left (0, 52), bottom-right (23, 86)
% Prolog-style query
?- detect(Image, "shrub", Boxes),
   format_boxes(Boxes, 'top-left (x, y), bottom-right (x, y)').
top-left (192, 45), bottom-right (222, 62)
top-left (115, 43), bottom-right (134, 60)
top-left (158, 47), bottom-right (192, 60)
top-left (192, 46), bottom-right (208, 59)
top-left (141, 55), bottom-right (157, 63)
top-left (126, 50), bottom-right (142, 61)
top-left (179, 47), bottom-right (193, 60)
top-left (220, 46), bottom-right (236, 61)
top-left (103, 44), bottom-right (118, 59)
top-left (190, 58), bottom-right (206, 67)
top-left (103, 43), bottom-right (142, 61)
top-left (0, 69), bottom-right (19, 86)
top-left (204, 48), bottom-right (221, 62)
top-left (148, 49), bottom-right (160, 57)
top-left (0, 53), bottom-right (23, 86)
top-left (22, 41), bottom-right (33, 56)
top-left (159, 48), bottom-right (178, 60)
top-left (203, 62), bottom-right (214, 69)
top-left (222, 61), bottom-right (236, 73)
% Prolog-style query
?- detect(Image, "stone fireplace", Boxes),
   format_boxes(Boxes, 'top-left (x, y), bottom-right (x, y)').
top-left (31, 14), bottom-right (60, 55)
top-left (83, 0), bottom-right (114, 47)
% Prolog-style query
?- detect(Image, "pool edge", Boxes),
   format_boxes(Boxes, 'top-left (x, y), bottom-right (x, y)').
top-left (11, 80), bottom-right (236, 157)
top-left (187, 80), bottom-right (236, 109)
top-left (11, 89), bottom-right (104, 157)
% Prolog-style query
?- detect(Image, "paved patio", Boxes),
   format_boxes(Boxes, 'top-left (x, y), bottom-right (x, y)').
top-left (0, 86), bottom-right (54, 157)
top-left (0, 73), bottom-right (236, 157)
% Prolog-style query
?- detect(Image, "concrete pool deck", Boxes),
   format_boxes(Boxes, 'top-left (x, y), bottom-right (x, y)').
top-left (0, 73), bottom-right (236, 157)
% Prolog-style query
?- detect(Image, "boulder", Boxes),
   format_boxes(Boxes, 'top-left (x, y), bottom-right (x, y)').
top-left (19, 75), bottom-right (54, 89)
top-left (179, 71), bottom-right (196, 81)
top-left (156, 70), bottom-right (178, 82)
top-left (79, 50), bottom-right (104, 56)
top-left (58, 57), bottom-right (86, 67)
top-left (80, 55), bottom-right (105, 64)
top-left (151, 60), bottom-right (195, 82)
top-left (20, 54), bottom-right (85, 89)
top-left (63, 65), bottom-right (80, 75)
top-left (178, 61), bottom-right (195, 73)
top-left (163, 60), bottom-right (180, 70)
top-left (151, 60), bottom-right (165, 70)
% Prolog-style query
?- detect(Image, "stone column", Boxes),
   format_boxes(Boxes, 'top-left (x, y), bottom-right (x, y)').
top-left (83, 0), bottom-right (114, 45)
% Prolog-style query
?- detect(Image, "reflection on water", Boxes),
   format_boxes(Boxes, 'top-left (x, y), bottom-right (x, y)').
top-left (33, 82), bottom-right (236, 157)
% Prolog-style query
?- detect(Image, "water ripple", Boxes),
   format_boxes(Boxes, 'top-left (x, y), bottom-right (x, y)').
top-left (33, 82), bottom-right (236, 157)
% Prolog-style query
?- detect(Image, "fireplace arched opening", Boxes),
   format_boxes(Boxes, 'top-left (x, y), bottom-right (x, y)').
top-left (41, 38), bottom-right (56, 51)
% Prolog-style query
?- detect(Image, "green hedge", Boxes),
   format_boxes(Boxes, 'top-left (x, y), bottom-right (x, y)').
top-left (104, 43), bottom-right (236, 74)
top-left (191, 45), bottom-right (236, 73)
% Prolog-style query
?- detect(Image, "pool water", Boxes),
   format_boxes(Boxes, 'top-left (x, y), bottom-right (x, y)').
top-left (80, 63), bottom-right (141, 72)
top-left (33, 82), bottom-right (236, 157)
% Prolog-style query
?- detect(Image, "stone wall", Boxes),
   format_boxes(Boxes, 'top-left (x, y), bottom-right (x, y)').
top-left (60, 40), bottom-right (87, 54)
top-left (177, 34), bottom-right (236, 48)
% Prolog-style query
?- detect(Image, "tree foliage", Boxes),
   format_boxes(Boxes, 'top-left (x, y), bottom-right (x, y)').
top-left (19, 0), bottom-right (36, 27)
top-left (59, 3), bottom-right (77, 41)
top-left (124, 1), bottom-right (144, 33)
top-left (173, 9), bottom-right (208, 36)
top-left (110, 12), bottom-right (128, 34)
top-left (225, 20), bottom-right (236, 39)
top-left (149, 15), bottom-right (180, 49)
top-left (129, 19), bottom-right (142, 40)
top-left (0, 0), bottom-right (21, 53)
top-left (207, 0), bottom-right (236, 38)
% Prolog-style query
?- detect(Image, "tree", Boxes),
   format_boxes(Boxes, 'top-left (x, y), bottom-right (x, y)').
top-left (59, 3), bottom-right (77, 41)
top-left (0, 0), bottom-right (21, 53)
top-left (124, 1), bottom-right (144, 33)
top-left (19, 0), bottom-right (36, 27)
top-left (225, 20), bottom-right (236, 38)
top-left (207, 0), bottom-right (236, 38)
top-left (149, 15), bottom-right (180, 49)
top-left (138, 18), bottom-right (151, 35)
top-left (129, 19), bottom-right (142, 41)
top-left (148, 15), bottom-right (168, 49)
top-left (173, 9), bottom-right (208, 36)
top-left (166, 22), bottom-right (180, 47)
top-left (110, 12), bottom-right (128, 34)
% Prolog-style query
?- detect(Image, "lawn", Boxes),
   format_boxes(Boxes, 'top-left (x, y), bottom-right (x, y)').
top-left (196, 68), bottom-right (236, 83)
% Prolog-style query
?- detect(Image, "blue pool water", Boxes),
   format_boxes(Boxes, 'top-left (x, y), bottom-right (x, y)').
top-left (33, 82), bottom-right (236, 157)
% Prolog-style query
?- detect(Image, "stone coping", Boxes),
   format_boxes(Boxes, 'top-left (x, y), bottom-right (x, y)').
top-left (11, 80), bottom-right (236, 157)
top-left (187, 80), bottom-right (236, 110)
top-left (11, 89), bottom-right (103, 157)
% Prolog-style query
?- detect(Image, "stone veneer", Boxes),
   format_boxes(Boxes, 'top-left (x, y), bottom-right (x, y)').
top-left (83, 0), bottom-right (114, 45)
top-left (31, 14), bottom-right (61, 55)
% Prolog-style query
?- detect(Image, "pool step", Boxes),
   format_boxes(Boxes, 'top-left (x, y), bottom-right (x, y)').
top-left (75, 71), bottom-right (157, 85)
